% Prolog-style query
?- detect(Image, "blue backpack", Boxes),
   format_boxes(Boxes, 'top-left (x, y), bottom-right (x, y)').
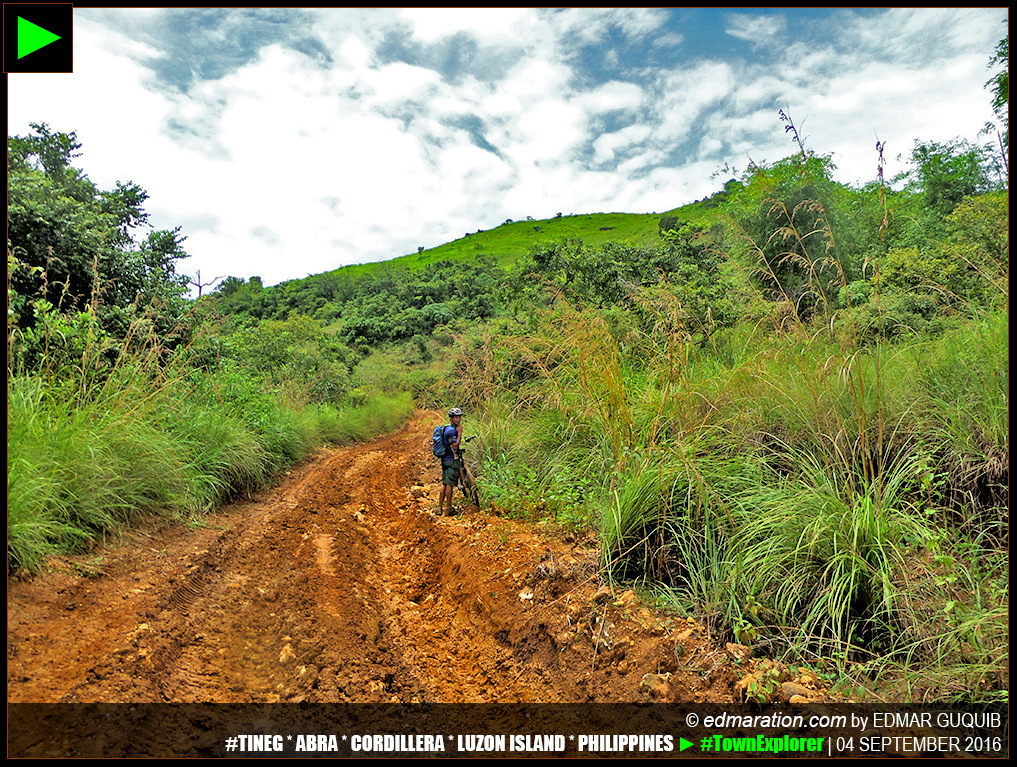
top-left (432, 424), bottom-right (449, 457)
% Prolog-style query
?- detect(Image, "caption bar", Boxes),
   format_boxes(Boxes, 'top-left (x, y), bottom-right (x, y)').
top-left (9, 703), bottom-right (1005, 758)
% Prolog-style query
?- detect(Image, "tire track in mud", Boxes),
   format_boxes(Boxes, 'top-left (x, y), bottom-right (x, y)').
top-left (149, 442), bottom-right (419, 703)
top-left (32, 414), bottom-right (567, 704)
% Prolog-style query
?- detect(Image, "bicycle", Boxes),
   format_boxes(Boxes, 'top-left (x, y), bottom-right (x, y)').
top-left (456, 436), bottom-right (481, 509)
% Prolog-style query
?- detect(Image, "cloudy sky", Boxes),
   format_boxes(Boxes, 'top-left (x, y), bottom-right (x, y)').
top-left (8, 7), bottom-right (1007, 291)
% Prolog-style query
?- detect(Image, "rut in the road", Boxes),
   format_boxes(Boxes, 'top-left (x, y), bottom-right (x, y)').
top-left (101, 417), bottom-right (571, 703)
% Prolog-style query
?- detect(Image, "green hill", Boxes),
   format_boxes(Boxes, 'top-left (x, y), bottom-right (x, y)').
top-left (297, 199), bottom-right (728, 283)
top-left (202, 193), bottom-right (732, 330)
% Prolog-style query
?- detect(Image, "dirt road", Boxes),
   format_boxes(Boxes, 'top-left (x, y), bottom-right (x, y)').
top-left (11, 412), bottom-right (735, 708)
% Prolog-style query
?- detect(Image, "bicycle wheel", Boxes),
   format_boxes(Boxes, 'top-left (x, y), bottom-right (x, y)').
top-left (461, 461), bottom-right (480, 507)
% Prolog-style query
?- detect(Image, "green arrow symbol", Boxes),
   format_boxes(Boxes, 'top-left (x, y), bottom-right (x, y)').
top-left (18, 17), bottom-right (61, 59)
top-left (679, 737), bottom-right (694, 752)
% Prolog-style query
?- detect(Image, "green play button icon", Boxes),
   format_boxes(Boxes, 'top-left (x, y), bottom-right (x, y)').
top-left (18, 16), bottom-right (60, 59)
top-left (4, 5), bottom-right (73, 72)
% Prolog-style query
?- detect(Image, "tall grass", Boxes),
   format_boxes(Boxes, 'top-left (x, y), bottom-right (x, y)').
top-left (443, 174), bottom-right (1006, 697)
top-left (8, 368), bottom-right (185, 569)
top-left (315, 392), bottom-right (414, 444)
top-left (916, 310), bottom-right (1008, 525)
top-left (731, 447), bottom-right (933, 658)
top-left (466, 289), bottom-right (1007, 697)
top-left (7, 331), bottom-right (415, 571)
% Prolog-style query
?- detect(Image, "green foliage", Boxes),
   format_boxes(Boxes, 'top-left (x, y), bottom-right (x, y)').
top-left (901, 139), bottom-right (999, 217)
top-left (732, 450), bottom-right (933, 657)
top-left (600, 450), bottom-right (734, 593)
top-left (476, 405), bottom-right (601, 527)
top-left (7, 109), bottom-right (1009, 705)
top-left (350, 342), bottom-right (446, 400)
top-left (916, 310), bottom-right (1008, 527)
top-left (313, 392), bottom-right (414, 445)
top-left (467, 280), bottom-right (1007, 696)
top-left (725, 153), bottom-right (864, 319)
top-left (984, 35), bottom-right (1008, 151)
top-left (8, 365), bottom-right (185, 570)
top-left (879, 245), bottom-right (981, 305)
top-left (506, 226), bottom-right (728, 334)
top-left (700, 178), bottom-right (743, 209)
top-left (658, 214), bottom-right (679, 233)
top-left (207, 260), bottom-right (502, 348)
top-left (184, 313), bottom-right (360, 407)
top-left (205, 204), bottom-right (729, 336)
top-left (943, 191), bottom-right (1009, 299)
top-left (7, 124), bottom-right (190, 339)
top-left (8, 353), bottom-right (414, 570)
top-left (8, 168), bottom-right (414, 573)
top-left (835, 189), bottom-right (1008, 340)
top-left (836, 288), bottom-right (955, 341)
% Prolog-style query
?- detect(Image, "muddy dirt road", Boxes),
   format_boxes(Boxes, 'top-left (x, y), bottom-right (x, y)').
top-left (11, 412), bottom-right (735, 707)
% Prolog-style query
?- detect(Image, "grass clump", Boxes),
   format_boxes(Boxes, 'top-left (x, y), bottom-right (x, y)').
top-left (731, 449), bottom-right (934, 659)
top-left (315, 392), bottom-right (414, 444)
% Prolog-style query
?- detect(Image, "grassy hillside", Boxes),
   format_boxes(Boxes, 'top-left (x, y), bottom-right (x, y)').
top-left (305, 200), bottom-right (727, 281)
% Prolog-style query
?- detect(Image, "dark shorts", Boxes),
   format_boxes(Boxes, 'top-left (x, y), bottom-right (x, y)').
top-left (442, 459), bottom-right (461, 486)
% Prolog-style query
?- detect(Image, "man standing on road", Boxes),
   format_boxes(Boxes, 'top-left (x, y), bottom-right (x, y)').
top-left (439, 407), bottom-right (463, 516)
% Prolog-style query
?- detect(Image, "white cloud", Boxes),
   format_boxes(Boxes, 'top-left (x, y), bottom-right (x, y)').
top-left (652, 61), bottom-right (734, 144)
top-left (401, 8), bottom-right (534, 45)
top-left (577, 80), bottom-right (644, 114)
top-left (653, 32), bottom-right (684, 49)
top-left (517, 101), bottom-right (587, 162)
top-left (339, 36), bottom-right (374, 69)
top-left (546, 8), bottom-right (669, 46)
top-left (725, 14), bottom-right (787, 43)
top-left (593, 124), bottom-right (652, 165)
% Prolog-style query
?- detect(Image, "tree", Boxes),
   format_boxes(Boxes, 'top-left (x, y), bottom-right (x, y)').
top-left (8, 123), bottom-right (87, 192)
top-left (8, 123), bottom-right (190, 334)
top-left (215, 276), bottom-right (247, 297)
top-left (904, 139), bottom-right (996, 216)
top-left (985, 34), bottom-right (1008, 153)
